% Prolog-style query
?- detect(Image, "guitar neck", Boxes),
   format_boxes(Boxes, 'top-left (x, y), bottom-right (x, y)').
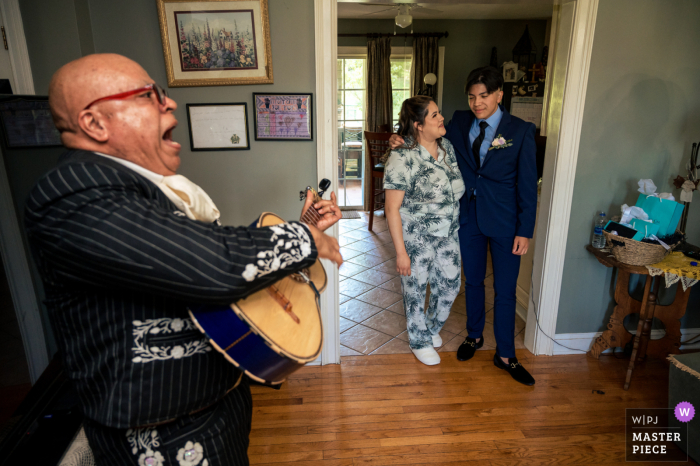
top-left (300, 189), bottom-right (323, 227)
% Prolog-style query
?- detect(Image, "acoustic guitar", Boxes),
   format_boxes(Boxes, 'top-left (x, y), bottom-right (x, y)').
top-left (188, 180), bottom-right (331, 385)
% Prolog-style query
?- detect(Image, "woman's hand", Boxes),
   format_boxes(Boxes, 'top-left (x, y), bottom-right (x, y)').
top-left (396, 252), bottom-right (411, 276)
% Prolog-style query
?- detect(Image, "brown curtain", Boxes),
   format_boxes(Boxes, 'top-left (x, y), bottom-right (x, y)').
top-left (364, 37), bottom-right (392, 210)
top-left (410, 36), bottom-right (439, 98)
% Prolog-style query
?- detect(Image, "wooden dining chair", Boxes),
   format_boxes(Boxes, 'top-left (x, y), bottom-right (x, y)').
top-left (363, 130), bottom-right (392, 231)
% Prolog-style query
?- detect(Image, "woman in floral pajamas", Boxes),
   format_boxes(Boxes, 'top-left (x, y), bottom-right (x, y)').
top-left (384, 96), bottom-right (465, 366)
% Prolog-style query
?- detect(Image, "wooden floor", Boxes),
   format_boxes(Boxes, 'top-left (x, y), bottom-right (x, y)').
top-left (249, 349), bottom-right (697, 466)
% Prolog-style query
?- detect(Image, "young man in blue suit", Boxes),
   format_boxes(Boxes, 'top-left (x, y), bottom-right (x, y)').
top-left (390, 66), bottom-right (537, 385)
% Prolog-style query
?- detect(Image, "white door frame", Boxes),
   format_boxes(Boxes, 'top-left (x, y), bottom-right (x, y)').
top-left (0, 0), bottom-right (47, 383)
top-left (524, 0), bottom-right (599, 355)
top-left (315, 0), bottom-right (600, 359)
top-left (314, 0), bottom-right (340, 364)
top-left (0, 0), bottom-right (35, 94)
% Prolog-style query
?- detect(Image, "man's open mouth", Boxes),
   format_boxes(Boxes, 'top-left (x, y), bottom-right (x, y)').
top-left (162, 124), bottom-right (181, 148)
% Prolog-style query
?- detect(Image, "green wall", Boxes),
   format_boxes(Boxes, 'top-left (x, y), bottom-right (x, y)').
top-left (13, 0), bottom-right (317, 354)
top-left (18, 0), bottom-right (317, 226)
top-left (338, 18), bottom-right (549, 124)
top-left (556, 0), bottom-right (700, 334)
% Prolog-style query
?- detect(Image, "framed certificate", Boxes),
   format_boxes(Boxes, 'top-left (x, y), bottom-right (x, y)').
top-left (186, 102), bottom-right (250, 151)
top-left (252, 93), bottom-right (313, 141)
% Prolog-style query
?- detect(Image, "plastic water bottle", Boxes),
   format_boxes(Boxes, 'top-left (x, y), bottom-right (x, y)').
top-left (591, 211), bottom-right (607, 249)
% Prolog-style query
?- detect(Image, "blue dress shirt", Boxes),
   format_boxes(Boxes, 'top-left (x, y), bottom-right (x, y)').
top-left (468, 106), bottom-right (503, 166)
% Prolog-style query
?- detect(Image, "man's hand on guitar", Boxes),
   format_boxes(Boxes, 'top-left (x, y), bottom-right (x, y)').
top-left (306, 225), bottom-right (343, 267)
top-left (389, 134), bottom-right (405, 150)
top-left (302, 190), bottom-right (341, 232)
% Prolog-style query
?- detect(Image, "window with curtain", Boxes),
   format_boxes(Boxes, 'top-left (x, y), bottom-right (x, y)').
top-left (335, 49), bottom-right (413, 208)
top-left (337, 57), bottom-right (367, 207)
top-left (391, 55), bottom-right (412, 130)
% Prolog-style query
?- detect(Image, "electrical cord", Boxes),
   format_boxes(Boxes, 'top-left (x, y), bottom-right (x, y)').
top-left (526, 259), bottom-right (698, 354)
top-left (527, 265), bottom-right (588, 354)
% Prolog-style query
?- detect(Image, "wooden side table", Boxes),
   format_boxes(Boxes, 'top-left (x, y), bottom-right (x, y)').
top-left (585, 245), bottom-right (692, 390)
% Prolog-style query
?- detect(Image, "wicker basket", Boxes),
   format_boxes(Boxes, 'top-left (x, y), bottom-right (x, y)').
top-left (602, 230), bottom-right (673, 266)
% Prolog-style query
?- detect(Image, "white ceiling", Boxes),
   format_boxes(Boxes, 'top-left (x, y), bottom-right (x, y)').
top-left (338, 0), bottom-right (554, 20)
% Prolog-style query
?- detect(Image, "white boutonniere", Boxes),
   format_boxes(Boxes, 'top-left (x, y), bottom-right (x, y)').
top-left (488, 134), bottom-right (513, 151)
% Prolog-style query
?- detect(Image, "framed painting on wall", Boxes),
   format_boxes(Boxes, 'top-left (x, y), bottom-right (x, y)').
top-left (186, 103), bottom-right (250, 150)
top-left (252, 93), bottom-right (313, 141)
top-left (157, 0), bottom-right (273, 87)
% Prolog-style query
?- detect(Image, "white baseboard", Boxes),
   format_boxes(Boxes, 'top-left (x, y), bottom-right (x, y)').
top-left (515, 300), bottom-right (528, 323)
top-left (515, 284), bottom-right (529, 311)
top-left (552, 328), bottom-right (700, 355)
top-left (307, 355), bottom-right (322, 366)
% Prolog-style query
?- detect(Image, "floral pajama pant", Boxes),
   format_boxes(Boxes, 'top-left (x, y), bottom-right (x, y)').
top-left (400, 229), bottom-right (461, 350)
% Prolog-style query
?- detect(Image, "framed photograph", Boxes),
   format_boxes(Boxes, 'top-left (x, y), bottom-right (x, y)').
top-left (503, 62), bottom-right (518, 83)
top-left (186, 103), bottom-right (250, 151)
top-left (157, 0), bottom-right (273, 87)
top-left (252, 93), bottom-right (313, 141)
top-left (0, 97), bottom-right (62, 148)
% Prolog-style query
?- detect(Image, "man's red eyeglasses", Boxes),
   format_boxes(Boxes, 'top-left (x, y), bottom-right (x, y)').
top-left (83, 83), bottom-right (168, 110)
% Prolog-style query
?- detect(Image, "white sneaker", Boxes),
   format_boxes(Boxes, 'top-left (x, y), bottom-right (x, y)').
top-left (431, 334), bottom-right (442, 347)
top-left (411, 347), bottom-right (441, 365)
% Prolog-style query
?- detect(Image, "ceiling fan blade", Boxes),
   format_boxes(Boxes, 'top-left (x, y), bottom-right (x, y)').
top-left (412, 6), bottom-right (443, 14)
top-left (358, 7), bottom-right (398, 16)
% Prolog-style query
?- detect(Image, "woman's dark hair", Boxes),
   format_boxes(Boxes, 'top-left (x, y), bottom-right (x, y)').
top-left (395, 95), bottom-right (450, 168)
top-left (396, 95), bottom-right (444, 150)
top-left (465, 66), bottom-right (504, 95)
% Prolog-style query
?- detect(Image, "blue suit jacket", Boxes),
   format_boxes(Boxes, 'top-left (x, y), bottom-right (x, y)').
top-left (445, 106), bottom-right (538, 238)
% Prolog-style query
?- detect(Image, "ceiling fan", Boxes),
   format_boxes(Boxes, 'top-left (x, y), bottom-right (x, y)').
top-left (359, 3), bottom-right (443, 32)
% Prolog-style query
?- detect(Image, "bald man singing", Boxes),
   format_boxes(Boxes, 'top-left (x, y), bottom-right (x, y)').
top-left (24, 54), bottom-right (342, 466)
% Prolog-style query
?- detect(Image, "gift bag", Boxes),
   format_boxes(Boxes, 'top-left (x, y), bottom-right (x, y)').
top-left (630, 218), bottom-right (659, 241)
top-left (635, 194), bottom-right (684, 237)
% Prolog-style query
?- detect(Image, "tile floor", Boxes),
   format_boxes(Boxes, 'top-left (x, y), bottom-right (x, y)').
top-left (337, 179), bottom-right (363, 208)
top-left (338, 211), bottom-right (528, 357)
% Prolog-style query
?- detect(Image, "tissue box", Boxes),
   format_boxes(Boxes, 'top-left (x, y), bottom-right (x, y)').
top-left (635, 194), bottom-right (684, 237)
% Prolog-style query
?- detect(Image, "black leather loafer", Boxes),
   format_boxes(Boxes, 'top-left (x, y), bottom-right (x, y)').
top-left (493, 354), bottom-right (535, 386)
top-left (457, 335), bottom-right (483, 361)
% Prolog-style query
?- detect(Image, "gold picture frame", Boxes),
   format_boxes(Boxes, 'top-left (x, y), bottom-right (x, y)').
top-left (156, 0), bottom-right (273, 87)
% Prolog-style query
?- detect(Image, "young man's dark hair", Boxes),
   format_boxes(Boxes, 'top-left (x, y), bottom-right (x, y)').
top-left (465, 66), bottom-right (504, 94)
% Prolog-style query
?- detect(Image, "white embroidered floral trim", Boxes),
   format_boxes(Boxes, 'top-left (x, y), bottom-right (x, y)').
top-left (127, 427), bottom-right (161, 456)
top-left (242, 223), bottom-right (312, 282)
top-left (132, 317), bottom-right (211, 363)
top-left (138, 449), bottom-right (165, 466)
top-left (177, 441), bottom-right (209, 466)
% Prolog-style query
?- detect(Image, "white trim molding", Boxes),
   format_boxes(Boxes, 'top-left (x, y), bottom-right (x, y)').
top-left (0, 149), bottom-right (48, 383)
top-left (0, 0), bottom-right (35, 94)
top-left (314, 0), bottom-right (340, 365)
top-left (525, 0), bottom-right (599, 356)
top-left (552, 329), bottom-right (700, 355)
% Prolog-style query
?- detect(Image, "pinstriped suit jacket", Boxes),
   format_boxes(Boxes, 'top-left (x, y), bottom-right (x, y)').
top-left (25, 150), bottom-right (318, 429)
